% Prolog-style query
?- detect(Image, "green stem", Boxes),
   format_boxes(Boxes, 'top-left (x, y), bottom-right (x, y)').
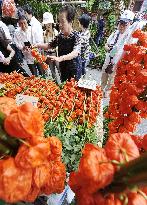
top-left (0, 112), bottom-right (5, 125)
top-left (0, 126), bottom-right (19, 148)
top-left (104, 152), bottom-right (147, 193)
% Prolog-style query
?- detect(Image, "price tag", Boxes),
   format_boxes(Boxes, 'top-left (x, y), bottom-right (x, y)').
top-left (78, 79), bottom-right (97, 90)
top-left (0, 84), bottom-right (4, 89)
top-left (16, 94), bottom-right (39, 107)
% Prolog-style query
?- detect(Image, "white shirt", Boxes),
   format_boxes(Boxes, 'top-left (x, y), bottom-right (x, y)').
top-left (102, 29), bottom-right (130, 71)
top-left (14, 27), bottom-right (34, 64)
top-left (30, 16), bottom-right (44, 44)
top-left (0, 21), bottom-right (12, 40)
top-left (102, 21), bottom-right (147, 72)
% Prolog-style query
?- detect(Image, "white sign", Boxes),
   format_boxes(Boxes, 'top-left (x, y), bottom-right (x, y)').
top-left (78, 79), bottom-right (97, 90)
top-left (16, 94), bottom-right (39, 107)
top-left (0, 84), bottom-right (4, 89)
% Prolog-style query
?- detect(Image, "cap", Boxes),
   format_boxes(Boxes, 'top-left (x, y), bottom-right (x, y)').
top-left (42, 12), bottom-right (54, 24)
top-left (119, 10), bottom-right (135, 22)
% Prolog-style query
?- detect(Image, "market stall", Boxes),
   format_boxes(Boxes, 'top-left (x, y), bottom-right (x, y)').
top-left (0, 29), bottom-right (146, 205)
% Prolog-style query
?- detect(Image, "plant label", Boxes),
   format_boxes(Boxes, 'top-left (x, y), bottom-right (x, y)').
top-left (16, 94), bottom-right (38, 107)
top-left (78, 79), bottom-right (97, 90)
top-left (0, 84), bottom-right (4, 89)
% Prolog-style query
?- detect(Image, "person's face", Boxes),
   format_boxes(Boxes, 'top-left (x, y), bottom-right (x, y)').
top-left (58, 12), bottom-right (71, 34)
top-left (118, 21), bottom-right (129, 34)
top-left (25, 12), bottom-right (31, 21)
top-left (78, 21), bottom-right (82, 29)
top-left (19, 19), bottom-right (28, 31)
top-left (45, 23), bottom-right (52, 31)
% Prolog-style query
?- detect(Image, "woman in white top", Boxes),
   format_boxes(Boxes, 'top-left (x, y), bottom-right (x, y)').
top-left (43, 12), bottom-right (58, 43)
top-left (14, 15), bottom-right (36, 76)
top-left (42, 12), bottom-right (59, 81)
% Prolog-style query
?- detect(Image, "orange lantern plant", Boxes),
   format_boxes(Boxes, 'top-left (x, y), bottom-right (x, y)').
top-left (31, 49), bottom-right (48, 70)
top-left (105, 30), bottom-right (147, 135)
top-left (0, 100), bottom-right (66, 203)
top-left (69, 139), bottom-right (147, 205)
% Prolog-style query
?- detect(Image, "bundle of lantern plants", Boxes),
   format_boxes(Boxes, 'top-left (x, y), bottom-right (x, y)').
top-left (0, 73), bottom-right (102, 171)
top-left (69, 29), bottom-right (147, 205)
top-left (69, 133), bottom-right (147, 205)
top-left (105, 29), bottom-right (147, 134)
top-left (0, 98), bottom-right (66, 203)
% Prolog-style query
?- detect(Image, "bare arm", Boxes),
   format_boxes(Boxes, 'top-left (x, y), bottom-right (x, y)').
top-left (48, 50), bottom-right (79, 63)
top-left (61, 50), bottom-right (79, 61)
top-left (36, 43), bottom-right (50, 50)
top-left (3, 44), bottom-right (15, 65)
top-left (7, 44), bottom-right (15, 59)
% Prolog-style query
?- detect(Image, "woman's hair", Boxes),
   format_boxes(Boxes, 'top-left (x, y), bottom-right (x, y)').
top-left (23, 5), bottom-right (33, 15)
top-left (18, 15), bottom-right (27, 22)
top-left (79, 14), bottom-right (91, 29)
top-left (59, 5), bottom-right (75, 23)
top-left (17, 7), bottom-right (25, 18)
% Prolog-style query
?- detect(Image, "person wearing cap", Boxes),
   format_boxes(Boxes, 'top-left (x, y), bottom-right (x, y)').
top-left (101, 10), bottom-right (135, 98)
top-left (79, 13), bottom-right (91, 75)
top-left (42, 12), bottom-right (59, 81)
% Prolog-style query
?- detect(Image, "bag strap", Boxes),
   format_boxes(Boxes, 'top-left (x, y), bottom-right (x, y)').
top-left (109, 32), bottom-right (120, 62)
top-left (113, 32), bottom-right (120, 45)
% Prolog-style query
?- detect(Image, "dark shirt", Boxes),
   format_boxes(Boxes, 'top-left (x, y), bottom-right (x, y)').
top-left (49, 31), bottom-right (82, 82)
top-left (50, 31), bottom-right (81, 56)
top-left (97, 19), bottom-right (105, 33)
top-left (0, 27), bottom-right (22, 73)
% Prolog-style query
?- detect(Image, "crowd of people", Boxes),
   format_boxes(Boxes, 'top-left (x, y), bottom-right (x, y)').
top-left (0, 4), bottom-right (91, 83)
top-left (0, 3), bottom-right (146, 96)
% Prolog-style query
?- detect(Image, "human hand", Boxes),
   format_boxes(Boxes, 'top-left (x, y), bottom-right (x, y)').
top-left (3, 57), bottom-right (11, 65)
top-left (32, 44), bottom-right (39, 49)
top-left (108, 45), bottom-right (114, 51)
top-left (49, 56), bottom-right (63, 63)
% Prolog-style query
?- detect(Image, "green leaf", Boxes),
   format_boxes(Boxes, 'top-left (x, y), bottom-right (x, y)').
top-left (0, 200), bottom-right (5, 205)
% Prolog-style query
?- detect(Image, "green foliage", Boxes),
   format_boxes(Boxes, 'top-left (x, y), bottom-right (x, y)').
top-left (124, 0), bottom-right (131, 8)
top-left (87, 0), bottom-right (112, 12)
top-left (17, 0), bottom-right (61, 20)
top-left (0, 200), bottom-right (5, 205)
top-left (44, 114), bottom-right (98, 172)
top-left (86, 0), bottom-right (96, 11)
top-left (90, 22), bottom-right (97, 39)
top-left (103, 106), bottom-right (113, 146)
top-left (106, 13), bottom-right (117, 36)
top-left (90, 43), bottom-right (106, 69)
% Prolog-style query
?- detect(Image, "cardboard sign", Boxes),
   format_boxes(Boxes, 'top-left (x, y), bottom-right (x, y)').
top-left (0, 84), bottom-right (4, 89)
top-left (16, 94), bottom-right (38, 107)
top-left (78, 79), bottom-right (97, 90)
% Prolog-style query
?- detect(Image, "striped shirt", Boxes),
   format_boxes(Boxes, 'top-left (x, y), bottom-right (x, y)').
top-left (80, 29), bottom-right (90, 60)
